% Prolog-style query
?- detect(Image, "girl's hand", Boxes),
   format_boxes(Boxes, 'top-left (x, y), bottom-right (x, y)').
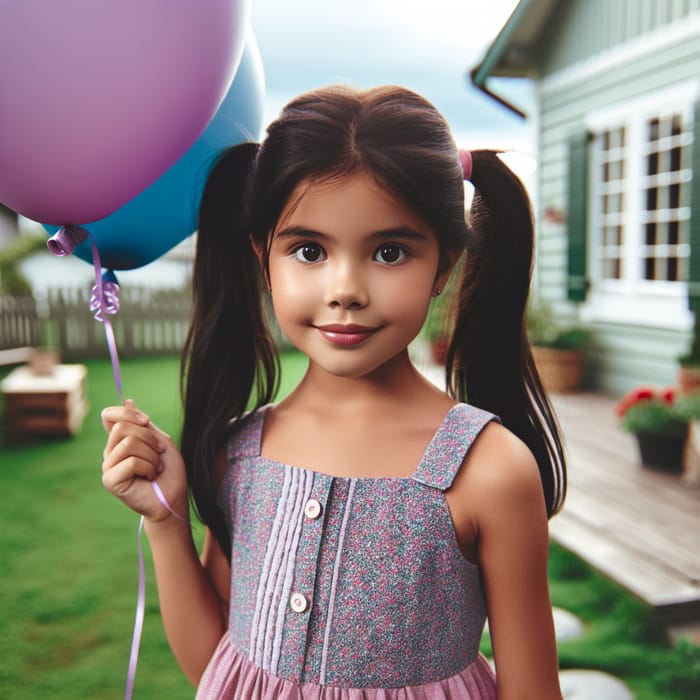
top-left (101, 399), bottom-right (188, 523)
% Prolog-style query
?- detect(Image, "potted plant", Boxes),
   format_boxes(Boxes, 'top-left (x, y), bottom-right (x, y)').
top-left (526, 300), bottom-right (590, 393)
top-left (678, 311), bottom-right (700, 394)
top-left (615, 386), bottom-right (689, 473)
top-left (675, 390), bottom-right (700, 486)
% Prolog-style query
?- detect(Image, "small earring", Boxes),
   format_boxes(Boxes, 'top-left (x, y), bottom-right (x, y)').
top-left (433, 289), bottom-right (442, 297)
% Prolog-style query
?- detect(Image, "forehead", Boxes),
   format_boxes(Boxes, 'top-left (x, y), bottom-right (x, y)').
top-left (274, 173), bottom-right (433, 238)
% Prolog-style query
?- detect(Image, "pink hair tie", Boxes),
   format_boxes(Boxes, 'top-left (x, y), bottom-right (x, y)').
top-left (459, 149), bottom-right (473, 180)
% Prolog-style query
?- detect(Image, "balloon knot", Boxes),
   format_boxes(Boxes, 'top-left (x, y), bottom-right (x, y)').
top-left (47, 225), bottom-right (89, 256)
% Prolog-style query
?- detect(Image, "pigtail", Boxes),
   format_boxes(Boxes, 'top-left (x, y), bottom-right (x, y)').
top-left (446, 150), bottom-right (566, 517)
top-left (180, 143), bottom-right (279, 556)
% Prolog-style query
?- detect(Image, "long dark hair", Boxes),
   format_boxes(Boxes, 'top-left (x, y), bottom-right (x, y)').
top-left (181, 85), bottom-right (566, 556)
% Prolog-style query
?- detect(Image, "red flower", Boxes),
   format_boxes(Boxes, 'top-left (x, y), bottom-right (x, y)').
top-left (660, 387), bottom-right (676, 405)
top-left (615, 386), bottom-right (658, 417)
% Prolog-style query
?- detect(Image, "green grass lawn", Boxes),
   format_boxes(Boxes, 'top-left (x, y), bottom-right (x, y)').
top-left (1, 353), bottom-right (698, 699)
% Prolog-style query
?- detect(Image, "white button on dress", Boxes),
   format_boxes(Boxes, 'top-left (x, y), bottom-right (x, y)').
top-left (290, 592), bottom-right (309, 613)
top-left (304, 498), bottom-right (322, 520)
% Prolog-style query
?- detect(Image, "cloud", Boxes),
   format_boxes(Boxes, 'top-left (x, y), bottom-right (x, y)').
top-left (250, 0), bottom-right (530, 140)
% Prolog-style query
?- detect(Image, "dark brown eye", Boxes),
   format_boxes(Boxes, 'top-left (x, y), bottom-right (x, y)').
top-left (374, 245), bottom-right (406, 264)
top-left (294, 244), bottom-right (325, 262)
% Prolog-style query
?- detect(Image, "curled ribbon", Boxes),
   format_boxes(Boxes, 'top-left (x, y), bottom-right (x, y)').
top-left (90, 278), bottom-right (120, 322)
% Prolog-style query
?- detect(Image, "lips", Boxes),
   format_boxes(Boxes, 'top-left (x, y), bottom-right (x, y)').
top-left (314, 324), bottom-right (379, 346)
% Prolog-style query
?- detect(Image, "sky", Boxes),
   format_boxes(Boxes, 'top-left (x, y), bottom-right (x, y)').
top-left (249, 0), bottom-right (534, 152)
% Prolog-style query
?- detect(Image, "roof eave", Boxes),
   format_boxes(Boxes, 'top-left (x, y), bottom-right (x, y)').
top-left (469, 0), bottom-right (553, 119)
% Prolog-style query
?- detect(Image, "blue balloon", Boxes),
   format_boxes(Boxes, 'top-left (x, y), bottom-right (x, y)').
top-left (44, 33), bottom-right (264, 270)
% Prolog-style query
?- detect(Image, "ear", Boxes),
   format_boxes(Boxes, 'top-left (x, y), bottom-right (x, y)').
top-left (432, 248), bottom-right (462, 297)
top-left (250, 235), bottom-right (270, 289)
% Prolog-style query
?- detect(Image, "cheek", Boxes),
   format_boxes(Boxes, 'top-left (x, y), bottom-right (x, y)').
top-left (269, 266), bottom-right (315, 317)
top-left (377, 272), bottom-right (434, 325)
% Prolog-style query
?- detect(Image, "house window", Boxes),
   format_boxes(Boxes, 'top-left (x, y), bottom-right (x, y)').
top-left (597, 126), bottom-right (626, 281)
top-left (584, 83), bottom-right (696, 329)
top-left (642, 114), bottom-right (689, 283)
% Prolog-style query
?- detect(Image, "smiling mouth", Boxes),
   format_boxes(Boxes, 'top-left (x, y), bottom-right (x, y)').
top-left (314, 324), bottom-right (380, 346)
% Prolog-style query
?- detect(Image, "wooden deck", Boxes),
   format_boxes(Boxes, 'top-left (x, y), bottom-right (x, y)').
top-left (549, 392), bottom-right (700, 625)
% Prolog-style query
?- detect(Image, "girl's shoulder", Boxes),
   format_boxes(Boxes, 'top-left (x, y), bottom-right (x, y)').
top-left (444, 409), bottom-right (546, 563)
top-left (460, 421), bottom-right (541, 497)
top-left (450, 419), bottom-right (543, 520)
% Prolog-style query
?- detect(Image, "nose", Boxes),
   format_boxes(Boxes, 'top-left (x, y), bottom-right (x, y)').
top-left (323, 259), bottom-right (369, 309)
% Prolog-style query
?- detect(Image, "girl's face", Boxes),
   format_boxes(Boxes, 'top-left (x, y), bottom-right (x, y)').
top-left (265, 173), bottom-right (452, 379)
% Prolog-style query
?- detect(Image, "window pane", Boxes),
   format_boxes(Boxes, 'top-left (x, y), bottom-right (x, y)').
top-left (648, 118), bottom-right (660, 142)
top-left (668, 257), bottom-right (678, 282)
top-left (614, 225), bottom-right (622, 246)
top-left (647, 152), bottom-right (658, 175)
top-left (646, 188), bottom-right (657, 210)
top-left (669, 183), bottom-right (680, 209)
top-left (645, 257), bottom-right (655, 280)
top-left (669, 220), bottom-right (679, 245)
top-left (646, 223), bottom-right (656, 245)
top-left (603, 257), bottom-right (622, 279)
top-left (671, 114), bottom-right (682, 136)
top-left (671, 146), bottom-right (682, 171)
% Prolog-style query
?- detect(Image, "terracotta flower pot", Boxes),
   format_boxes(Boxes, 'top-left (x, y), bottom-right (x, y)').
top-left (678, 364), bottom-right (700, 395)
top-left (531, 346), bottom-right (584, 393)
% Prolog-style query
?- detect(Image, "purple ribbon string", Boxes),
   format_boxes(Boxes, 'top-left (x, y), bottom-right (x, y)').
top-left (47, 226), bottom-right (186, 700)
top-left (126, 516), bottom-right (146, 700)
top-left (152, 481), bottom-right (188, 524)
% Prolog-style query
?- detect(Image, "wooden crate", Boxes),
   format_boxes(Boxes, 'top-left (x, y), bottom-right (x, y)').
top-left (1, 364), bottom-right (88, 440)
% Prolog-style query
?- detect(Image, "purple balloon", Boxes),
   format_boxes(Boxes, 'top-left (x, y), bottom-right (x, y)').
top-left (0, 0), bottom-right (249, 225)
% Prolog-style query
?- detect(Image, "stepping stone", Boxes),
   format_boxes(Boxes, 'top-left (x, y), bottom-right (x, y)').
top-left (560, 670), bottom-right (634, 699)
top-left (554, 607), bottom-right (584, 642)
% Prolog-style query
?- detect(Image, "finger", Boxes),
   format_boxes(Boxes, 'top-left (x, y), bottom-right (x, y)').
top-left (102, 455), bottom-right (164, 496)
top-left (101, 400), bottom-right (151, 432)
top-left (103, 430), bottom-right (165, 472)
top-left (104, 421), bottom-right (165, 459)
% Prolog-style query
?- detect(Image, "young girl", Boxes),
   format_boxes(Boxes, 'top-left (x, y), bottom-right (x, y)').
top-left (102, 85), bottom-right (566, 699)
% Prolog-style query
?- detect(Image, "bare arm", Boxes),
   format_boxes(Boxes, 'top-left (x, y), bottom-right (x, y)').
top-left (450, 423), bottom-right (563, 700)
top-left (102, 401), bottom-right (229, 685)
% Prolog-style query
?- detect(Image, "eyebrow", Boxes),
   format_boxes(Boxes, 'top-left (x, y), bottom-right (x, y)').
top-left (274, 226), bottom-right (430, 243)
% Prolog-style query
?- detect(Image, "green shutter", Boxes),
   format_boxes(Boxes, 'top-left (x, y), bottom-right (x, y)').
top-left (567, 132), bottom-right (589, 302)
top-left (687, 101), bottom-right (700, 311)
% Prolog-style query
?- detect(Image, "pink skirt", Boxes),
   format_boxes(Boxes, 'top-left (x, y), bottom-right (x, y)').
top-left (196, 633), bottom-right (496, 699)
